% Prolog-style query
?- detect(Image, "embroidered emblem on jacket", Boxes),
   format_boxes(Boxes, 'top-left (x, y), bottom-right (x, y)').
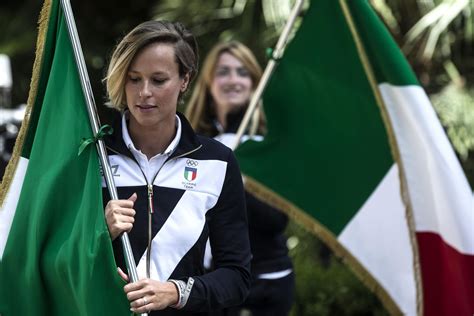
top-left (111, 164), bottom-right (120, 177)
top-left (182, 159), bottom-right (199, 189)
top-left (184, 167), bottom-right (197, 181)
top-left (99, 164), bottom-right (120, 177)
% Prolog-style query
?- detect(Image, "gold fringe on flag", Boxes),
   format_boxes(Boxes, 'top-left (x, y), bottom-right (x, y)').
top-left (0, 0), bottom-right (52, 205)
top-left (339, 0), bottom-right (423, 315)
top-left (243, 175), bottom-right (404, 316)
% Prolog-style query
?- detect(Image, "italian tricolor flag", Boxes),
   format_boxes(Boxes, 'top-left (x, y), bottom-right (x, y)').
top-left (0, 0), bottom-right (129, 313)
top-left (236, 1), bottom-right (474, 315)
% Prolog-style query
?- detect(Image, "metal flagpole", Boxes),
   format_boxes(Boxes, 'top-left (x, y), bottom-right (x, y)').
top-left (231, 0), bottom-right (305, 150)
top-left (60, 1), bottom-right (146, 315)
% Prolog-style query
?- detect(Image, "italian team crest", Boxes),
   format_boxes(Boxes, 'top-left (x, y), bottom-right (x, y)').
top-left (184, 166), bottom-right (197, 181)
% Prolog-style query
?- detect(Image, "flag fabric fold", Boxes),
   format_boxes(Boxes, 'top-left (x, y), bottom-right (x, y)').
top-left (235, 1), bottom-right (474, 315)
top-left (0, 0), bottom-right (129, 314)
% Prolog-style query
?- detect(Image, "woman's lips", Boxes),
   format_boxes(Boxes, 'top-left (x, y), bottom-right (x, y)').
top-left (136, 104), bottom-right (157, 112)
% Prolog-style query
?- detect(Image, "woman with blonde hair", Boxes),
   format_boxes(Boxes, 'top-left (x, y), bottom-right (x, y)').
top-left (103, 22), bottom-right (251, 315)
top-left (186, 41), bottom-right (294, 316)
top-left (186, 41), bottom-right (265, 141)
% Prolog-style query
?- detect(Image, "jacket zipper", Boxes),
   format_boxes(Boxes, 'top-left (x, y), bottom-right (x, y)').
top-left (107, 146), bottom-right (159, 278)
top-left (106, 144), bottom-right (202, 278)
top-left (146, 183), bottom-right (154, 277)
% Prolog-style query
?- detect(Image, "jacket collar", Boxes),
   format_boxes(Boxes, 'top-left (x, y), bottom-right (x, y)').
top-left (170, 112), bottom-right (202, 159)
top-left (104, 111), bottom-right (202, 160)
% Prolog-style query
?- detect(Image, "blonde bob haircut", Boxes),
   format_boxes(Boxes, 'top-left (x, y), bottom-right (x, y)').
top-left (185, 41), bottom-right (265, 136)
top-left (105, 20), bottom-right (198, 111)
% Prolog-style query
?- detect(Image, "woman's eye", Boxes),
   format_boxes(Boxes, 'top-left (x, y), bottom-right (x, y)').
top-left (215, 68), bottom-right (230, 77)
top-left (152, 78), bottom-right (166, 85)
top-left (128, 76), bottom-right (140, 83)
top-left (237, 68), bottom-right (250, 77)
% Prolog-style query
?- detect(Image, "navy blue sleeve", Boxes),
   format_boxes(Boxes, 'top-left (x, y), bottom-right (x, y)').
top-left (181, 149), bottom-right (251, 311)
top-left (245, 191), bottom-right (289, 234)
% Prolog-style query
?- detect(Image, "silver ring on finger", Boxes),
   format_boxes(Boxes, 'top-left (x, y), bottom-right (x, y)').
top-left (143, 297), bottom-right (148, 306)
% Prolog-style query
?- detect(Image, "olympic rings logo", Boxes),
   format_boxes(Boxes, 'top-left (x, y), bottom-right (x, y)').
top-left (186, 159), bottom-right (199, 167)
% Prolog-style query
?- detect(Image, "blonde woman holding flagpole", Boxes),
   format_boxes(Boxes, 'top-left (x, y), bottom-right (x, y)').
top-left (102, 21), bottom-right (252, 315)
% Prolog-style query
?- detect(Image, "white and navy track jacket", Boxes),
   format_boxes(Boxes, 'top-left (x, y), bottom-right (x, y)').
top-left (102, 112), bottom-right (251, 315)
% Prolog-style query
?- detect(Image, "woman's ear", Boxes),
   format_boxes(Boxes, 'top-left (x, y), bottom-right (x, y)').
top-left (181, 73), bottom-right (190, 92)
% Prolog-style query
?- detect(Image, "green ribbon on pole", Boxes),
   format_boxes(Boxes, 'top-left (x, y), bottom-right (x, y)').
top-left (265, 47), bottom-right (282, 61)
top-left (78, 124), bottom-right (113, 156)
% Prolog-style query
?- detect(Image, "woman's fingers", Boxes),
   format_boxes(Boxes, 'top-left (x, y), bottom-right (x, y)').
top-left (105, 194), bottom-right (138, 240)
top-left (107, 200), bottom-right (135, 211)
top-left (128, 192), bottom-right (137, 202)
top-left (130, 300), bottom-right (151, 314)
top-left (107, 211), bottom-right (135, 236)
top-left (111, 216), bottom-right (134, 235)
top-left (126, 283), bottom-right (152, 312)
top-left (124, 279), bottom-right (177, 312)
top-left (130, 296), bottom-right (149, 308)
top-left (106, 193), bottom-right (137, 212)
top-left (112, 207), bottom-right (136, 219)
top-left (124, 279), bottom-right (149, 296)
top-left (117, 267), bottom-right (129, 282)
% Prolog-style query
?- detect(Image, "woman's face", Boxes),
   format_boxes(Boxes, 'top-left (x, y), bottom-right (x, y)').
top-left (210, 52), bottom-right (253, 111)
top-left (125, 42), bottom-right (188, 128)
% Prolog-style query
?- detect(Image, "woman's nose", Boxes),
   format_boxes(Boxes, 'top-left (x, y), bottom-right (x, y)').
top-left (139, 82), bottom-right (152, 98)
top-left (228, 70), bottom-right (241, 83)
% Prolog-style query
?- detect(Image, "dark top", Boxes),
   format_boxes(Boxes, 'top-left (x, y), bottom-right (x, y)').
top-left (102, 112), bottom-right (251, 315)
top-left (201, 107), bottom-right (293, 277)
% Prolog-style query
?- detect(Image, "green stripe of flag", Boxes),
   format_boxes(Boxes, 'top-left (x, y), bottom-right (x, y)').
top-left (345, 1), bottom-right (419, 86)
top-left (0, 0), bottom-right (129, 314)
top-left (234, 0), bottom-right (421, 314)
top-left (236, 0), bottom-right (393, 235)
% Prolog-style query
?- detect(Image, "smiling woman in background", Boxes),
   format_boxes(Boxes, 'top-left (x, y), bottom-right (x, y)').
top-left (186, 41), bottom-right (295, 316)
top-left (102, 21), bottom-right (251, 315)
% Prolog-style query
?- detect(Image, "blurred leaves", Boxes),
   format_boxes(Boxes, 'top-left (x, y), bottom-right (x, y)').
top-left (152, 0), bottom-right (309, 67)
top-left (432, 83), bottom-right (474, 160)
top-left (431, 81), bottom-right (474, 186)
top-left (370, 0), bottom-right (401, 34)
top-left (287, 221), bottom-right (388, 316)
top-left (0, 0), bottom-right (42, 106)
top-left (0, 1), bottom-right (39, 56)
top-left (403, 0), bottom-right (472, 60)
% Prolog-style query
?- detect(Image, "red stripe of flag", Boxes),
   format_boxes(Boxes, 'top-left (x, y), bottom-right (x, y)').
top-left (417, 232), bottom-right (474, 316)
